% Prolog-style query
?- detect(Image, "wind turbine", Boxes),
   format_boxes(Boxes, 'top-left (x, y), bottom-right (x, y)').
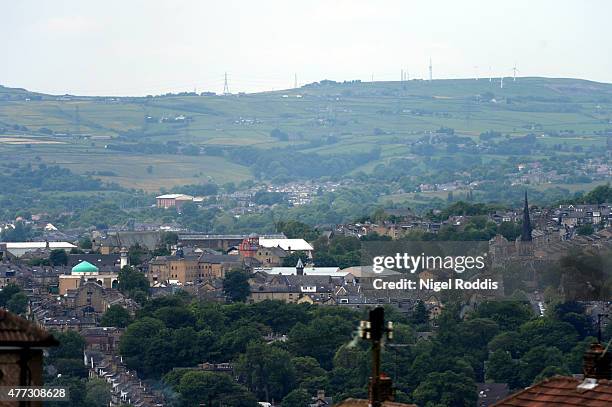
top-left (512, 64), bottom-right (519, 81)
top-left (500, 76), bottom-right (504, 89)
top-left (489, 66), bottom-right (492, 82)
top-left (474, 65), bottom-right (479, 80)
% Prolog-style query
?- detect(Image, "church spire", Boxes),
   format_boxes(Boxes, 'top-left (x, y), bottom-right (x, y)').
top-left (521, 190), bottom-right (532, 241)
top-left (296, 257), bottom-right (304, 276)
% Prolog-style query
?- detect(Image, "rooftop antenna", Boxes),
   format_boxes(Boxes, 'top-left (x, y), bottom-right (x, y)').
top-left (223, 72), bottom-right (230, 94)
top-left (512, 64), bottom-right (518, 81)
top-left (429, 57), bottom-right (433, 81)
top-left (359, 307), bottom-right (395, 406)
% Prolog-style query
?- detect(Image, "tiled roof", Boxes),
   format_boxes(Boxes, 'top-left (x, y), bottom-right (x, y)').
top-left (492, 376), bottom-right (612, 406)
top-left (0, 309), bottom-right (59, 347)
top-left (67, 253), bottom-right (120, 268)
top-left (178, 233), bottom-right (285, 240)
top-left (103, 231), bottom-right (161, 250)
top-left (199, 254), bottom-right (241, 264)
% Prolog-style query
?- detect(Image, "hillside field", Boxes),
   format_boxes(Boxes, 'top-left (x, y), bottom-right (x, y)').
top-left (1, 77), bottom-right (611, 191)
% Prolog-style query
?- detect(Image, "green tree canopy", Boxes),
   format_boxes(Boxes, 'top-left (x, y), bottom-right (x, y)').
top-left (7, 292), bottom-right (28, 315)
top-left (275, 220), bottom-right (319, 241)
top-left (288, 315), bottom-right (354, 369)
top-left (519, 345), bottom-right (567, 386)
top-left (472, 300), bottom-right (534, 331)
top-left (118, 265), bottom-right (150, 298)
top-left (0, 283), bottom-right (21, 307)
top-left (49, 249), bottom-right (68, 266)
top-left (486, 350), bottom-right (519, 388)
top-left (281, 389), bottom-right (311, 407)
top-left (119, 317), bottom-right (165, 374)
top-left (236, 341), bottom-right (296, 402)
top-left (518, 318), bottom-right (579, 353)
top-left (49, 331), bottom-right (86, 361)
top-left (100, 304), bottom-right (132, 328)
top-left (175, 370), bottom-right (257, 407)
top-left (281, 251), bottom-right (310, 267)
top-left (413, 371), bottom-right (477, 407)
top-left (84, 377), bottom-right (111, 407)
top-left (222, 269), bottom-right (251, 302)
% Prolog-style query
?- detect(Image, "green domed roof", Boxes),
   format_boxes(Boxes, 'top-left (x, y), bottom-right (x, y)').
top-left (71, 261), bottom-right (99, 273)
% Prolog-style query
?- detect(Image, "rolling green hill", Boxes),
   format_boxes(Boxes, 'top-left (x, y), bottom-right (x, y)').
top-left (1, 77), bottom-right (611, 191)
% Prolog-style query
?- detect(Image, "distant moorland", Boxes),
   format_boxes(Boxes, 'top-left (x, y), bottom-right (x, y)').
top-left (1, 77), bottom-right (610, 191)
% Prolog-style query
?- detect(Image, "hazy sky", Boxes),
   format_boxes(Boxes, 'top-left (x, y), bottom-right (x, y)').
top-left (1, 0), bottom-right (610, 96)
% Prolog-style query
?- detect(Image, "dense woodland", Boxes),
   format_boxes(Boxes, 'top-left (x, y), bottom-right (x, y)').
top-left (44, 292), bottom-right (611, 407)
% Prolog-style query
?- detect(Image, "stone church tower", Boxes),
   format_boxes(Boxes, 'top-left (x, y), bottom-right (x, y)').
top-left (517, 191), bottom-right (534, 256)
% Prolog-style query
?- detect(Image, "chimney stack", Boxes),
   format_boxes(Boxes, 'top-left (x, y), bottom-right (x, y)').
top-left (583, 342), bottom-right (612, 381)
